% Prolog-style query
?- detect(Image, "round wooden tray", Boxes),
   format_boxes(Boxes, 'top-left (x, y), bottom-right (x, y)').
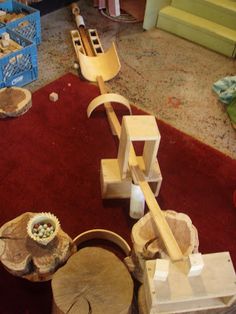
top-left (0, 87), bottom-right (32, 118)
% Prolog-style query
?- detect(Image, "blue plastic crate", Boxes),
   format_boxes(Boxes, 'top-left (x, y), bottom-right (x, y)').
top-left (0, 0), bottom-right (41, 45)
top-left (0, 28), bottom-right (38, 88)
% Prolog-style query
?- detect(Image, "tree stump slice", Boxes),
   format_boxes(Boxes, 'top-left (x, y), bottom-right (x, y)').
top-left (0, 87), bottom-right (32, 118)
top-left (0, 212), bottom-right (76, 281)
top-left (52, 247), bottom-right (134, 314)
top-left (126, 210), bottom-right (199, 282)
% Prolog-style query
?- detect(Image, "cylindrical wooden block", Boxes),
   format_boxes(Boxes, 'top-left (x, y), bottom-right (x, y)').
top-left (52, 247), bottom-right (134, 314)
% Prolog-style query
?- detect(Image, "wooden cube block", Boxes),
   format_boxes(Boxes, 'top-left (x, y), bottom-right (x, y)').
top-left (100, 159), bottom-right (132, 199)
top-left (153, 259), bottom-right (170, 281)
top-left (0, 10), bottom-right (6, 17)
top-left (2, 32), bottom-right (10, 41)
top-left (188, 253), bottom-right (204, 277)
top-left (49, 92), bottom-right (59, 102)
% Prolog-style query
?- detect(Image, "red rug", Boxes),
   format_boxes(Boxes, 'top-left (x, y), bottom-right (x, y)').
top-left (0, 73), bottom-right (235, 314)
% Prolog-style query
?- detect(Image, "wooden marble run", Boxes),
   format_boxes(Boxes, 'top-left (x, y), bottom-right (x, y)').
top-left (70, 3), bottom-right (236, 312)
top-left (70, 2), bottom-right (183, 262)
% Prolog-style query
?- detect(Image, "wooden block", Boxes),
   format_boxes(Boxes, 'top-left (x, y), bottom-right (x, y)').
top-left (143, 140), bottom-right (160, 177)
top-left (49, 92), bottom-right (59, 102)
top-left (101, 157), bottom-right (162, 199)
top-left (123, 115), bottom-right (160, 141)
top-left (144, 252), bottom-right (236, 313)
top-left (188, 253), bottom-right (204, 277)
top-left (118, 115), bottom-right (161, 179)
top-left (0, 10), bottom-right (6, 17)
top-left (1, 39), bottom-right (9, 48)
top-left (118, 119), bottom-right (131, 179)
top-left (136, 156), bottom-right (162, 196)
top-left (1, 32), bottom-right (10, 41)
top-left (153, 259), bottom-right (170, 281)
top-left (100, 159), bottom-right (132, 199)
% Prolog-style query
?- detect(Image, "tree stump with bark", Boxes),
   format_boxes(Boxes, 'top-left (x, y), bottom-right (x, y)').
top-left (125, 210), bottom-right (199, 282)
top-left (52, 247), bottom-right (134, 314)
top-left (0, 212), bottom-right (76, 281)
top-left (0, 87), bottom-right (32, 118)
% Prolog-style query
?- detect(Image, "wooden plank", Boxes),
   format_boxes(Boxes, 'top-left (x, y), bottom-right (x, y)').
top-left (143, 140), bottom-right (160, 177)
top-left (131, 165), bottom-right (183, 261)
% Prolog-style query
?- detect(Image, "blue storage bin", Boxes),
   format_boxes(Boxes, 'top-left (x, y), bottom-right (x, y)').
top-left (0, 0), bottom-right (41, 45)
top-left (0, 28), bottom-right (38, 87)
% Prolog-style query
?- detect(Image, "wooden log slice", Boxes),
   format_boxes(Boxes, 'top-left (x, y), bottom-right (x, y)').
top-left (0, 87), bottom-right (32, 118)
top-left (126, 210), bottom-right (199, 282)
top-left (0, 212), bottom-right (76, 281)
top-left (52, 247), bottom-right (134, 314)
top-left (132, 210), bottom-right (199, 259)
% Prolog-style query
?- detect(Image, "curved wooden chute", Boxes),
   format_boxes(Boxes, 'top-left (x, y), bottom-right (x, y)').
top-left (73, 229), bottom-right (131, 256)
top-left (87, 93), bottom-right (132, 118)
top-left (77, 42), bottom-right (121, 82)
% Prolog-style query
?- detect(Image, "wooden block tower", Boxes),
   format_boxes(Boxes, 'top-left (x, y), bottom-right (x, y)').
top-left (100, 115), bottom-right (162, 199)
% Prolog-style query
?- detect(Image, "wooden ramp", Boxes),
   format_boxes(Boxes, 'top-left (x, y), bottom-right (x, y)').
top-left (156, 0), bottom-right (236, 57)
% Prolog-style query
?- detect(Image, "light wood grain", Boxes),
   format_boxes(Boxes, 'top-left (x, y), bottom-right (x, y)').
top-left (52, 247), bottom-right (133, 314)
top-left (0, 212), bottom-right (75, 281)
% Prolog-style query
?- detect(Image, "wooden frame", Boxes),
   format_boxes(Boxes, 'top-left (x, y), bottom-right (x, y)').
top-left (143, 252), bottom-right (236, 313)
top-left (101, 115), bottom-right (163, 199)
